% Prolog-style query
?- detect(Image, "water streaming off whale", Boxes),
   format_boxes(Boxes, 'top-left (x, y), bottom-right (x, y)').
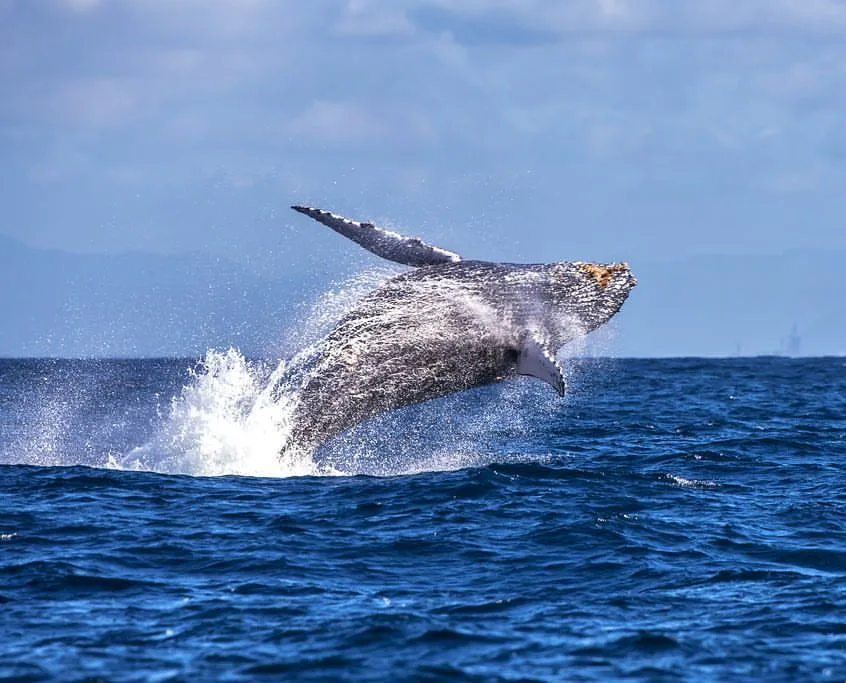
top-left (117, 268), bottom-right (602, 478)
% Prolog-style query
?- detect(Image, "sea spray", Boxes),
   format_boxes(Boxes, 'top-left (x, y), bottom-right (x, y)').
top-left (280, 267), bottom-right (400, 355)
top-left (119, 348), bottom-right (338, 478)
top-left (4, 360), bottom-right (130, 468)
top-left (117, 269), bottom-right (404, 478)
top-left (115, 260), bottom-right (619, 478)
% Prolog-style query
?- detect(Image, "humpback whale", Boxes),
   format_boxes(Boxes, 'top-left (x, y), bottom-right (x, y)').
top-left (280, 206), bottom-right (636, 456)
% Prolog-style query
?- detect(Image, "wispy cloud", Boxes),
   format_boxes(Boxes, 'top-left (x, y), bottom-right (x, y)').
top-left (1, 0), bottom-right (845, 263)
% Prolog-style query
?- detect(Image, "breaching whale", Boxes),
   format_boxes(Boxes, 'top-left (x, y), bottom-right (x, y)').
top-left (279, 206), bottom-right (636, 456)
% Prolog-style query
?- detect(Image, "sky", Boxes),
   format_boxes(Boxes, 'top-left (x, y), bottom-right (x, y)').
top-left (1, 0), bottom-right (846, 355)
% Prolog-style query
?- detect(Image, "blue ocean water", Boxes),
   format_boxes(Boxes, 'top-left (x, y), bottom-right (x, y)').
top-left (1, 354), bottom-right (846, 681)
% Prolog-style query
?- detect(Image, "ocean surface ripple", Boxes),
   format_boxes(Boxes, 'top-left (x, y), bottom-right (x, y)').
top-left (1, 356), bottom-right (845, 681)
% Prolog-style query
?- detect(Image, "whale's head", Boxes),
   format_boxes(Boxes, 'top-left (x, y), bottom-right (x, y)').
top-left (534, 260), bottom-right (636, 344)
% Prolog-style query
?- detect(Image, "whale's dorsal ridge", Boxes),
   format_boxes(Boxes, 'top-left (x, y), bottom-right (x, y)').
top-left (292, 205), bottom-right (462, 267)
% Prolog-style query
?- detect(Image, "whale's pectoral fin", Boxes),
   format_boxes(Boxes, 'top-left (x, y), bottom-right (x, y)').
top-left (291, 206), bottom-right (462, 267)
top-left (516, 336), bottom-right (566, 396)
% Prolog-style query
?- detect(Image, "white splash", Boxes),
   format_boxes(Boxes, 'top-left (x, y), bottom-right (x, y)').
top-left (115, 265), bottom-right (587, 478)
top-left (117, 268), bottom-right (405, 478)
top-left (118, 348), bottom-right (338, 478)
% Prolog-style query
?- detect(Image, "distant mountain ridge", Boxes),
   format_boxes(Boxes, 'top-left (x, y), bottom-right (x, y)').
top-left (1, 236), bottom-right (843, 357)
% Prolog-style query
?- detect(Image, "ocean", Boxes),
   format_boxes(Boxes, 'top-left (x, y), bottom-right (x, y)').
top-left (1, 354), bottom-right (845, 681)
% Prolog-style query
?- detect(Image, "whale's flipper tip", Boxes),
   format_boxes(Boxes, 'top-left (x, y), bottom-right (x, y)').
top-left (291, 205), bottom-right (462, 267)
top-left (516, 335), bottom-right (566, 396)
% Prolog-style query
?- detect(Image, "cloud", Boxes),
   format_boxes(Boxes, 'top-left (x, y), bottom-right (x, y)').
top-left (410, 0), bottom-right (846, 38)
top-left (288, 100), bottom-right (435, 148)
top-left (1, 0), bottom-right (846, 264)
top-left (334, 0), bottom-right (416, 37)
top-left (60, 0), bottom-right (102, 12)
